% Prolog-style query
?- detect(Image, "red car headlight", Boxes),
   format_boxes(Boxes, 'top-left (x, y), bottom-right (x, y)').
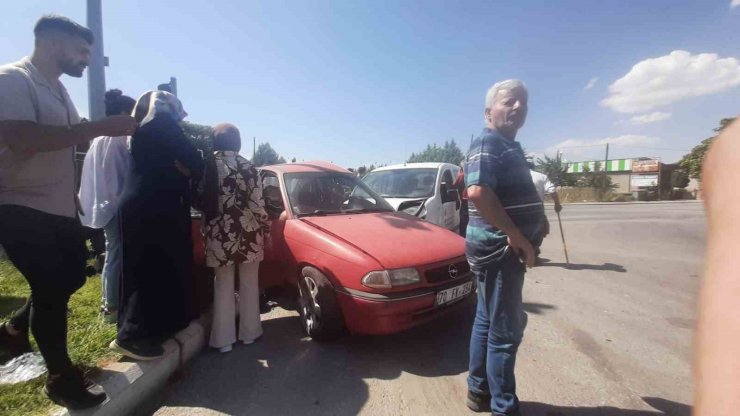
top-left (362, 268), bottom-right (420, 289)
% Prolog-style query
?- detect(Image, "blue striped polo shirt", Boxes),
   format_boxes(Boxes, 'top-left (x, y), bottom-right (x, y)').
top-left (464, 128), bottom-right (544, 269)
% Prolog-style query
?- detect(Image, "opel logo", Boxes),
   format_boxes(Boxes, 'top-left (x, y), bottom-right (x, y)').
top-left (448, 264), bottom-right (459, 279)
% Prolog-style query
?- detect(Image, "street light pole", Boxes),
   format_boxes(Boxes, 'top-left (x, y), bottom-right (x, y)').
top-left (87, 0), bottom-right (106, 121)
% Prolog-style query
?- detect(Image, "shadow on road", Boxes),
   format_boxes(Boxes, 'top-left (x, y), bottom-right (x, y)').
top-left (160, 300), bottom-right (476, 415)
top-left (522, 397), bottom-right (691, 416)
top-left (522, 302), bottom-right (557, 315)
top-left (539, 262), bottom-right (627, 272)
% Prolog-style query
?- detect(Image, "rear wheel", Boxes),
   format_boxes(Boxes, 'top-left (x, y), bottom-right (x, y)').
top-left (297, 266), bottom-right (345, 341)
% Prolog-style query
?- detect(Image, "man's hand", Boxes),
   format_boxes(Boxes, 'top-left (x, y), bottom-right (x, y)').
top-left (508, 232), bottom-right (535, 268)
top-left (91, 115), bottom-right (137, 137)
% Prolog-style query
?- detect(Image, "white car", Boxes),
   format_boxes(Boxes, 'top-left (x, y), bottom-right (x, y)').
top-left (363, 163), bottom-right (461, 232)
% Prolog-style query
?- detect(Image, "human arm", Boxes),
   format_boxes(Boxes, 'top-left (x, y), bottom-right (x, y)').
top-left (694, 119), bottom-right (740, 416)
top-left (467, 184), bottom-right (534, 268)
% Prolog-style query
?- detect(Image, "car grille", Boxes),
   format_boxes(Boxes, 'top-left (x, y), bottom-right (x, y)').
top-left (425, 260), bottom-right (470, 284)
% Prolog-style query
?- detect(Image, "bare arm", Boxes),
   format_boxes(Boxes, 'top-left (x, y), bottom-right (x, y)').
top-left (467, 184), bottom-right (534, 267)
top-left (551, 192), bottom-right (562, 213)
top-left (0, 116), bottom-right (136, 155)
top-left (694, 119), bottom-right (740, 416)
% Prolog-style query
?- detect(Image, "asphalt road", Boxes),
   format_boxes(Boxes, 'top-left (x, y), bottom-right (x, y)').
top-left (154, 201), bottom-right (705, 416)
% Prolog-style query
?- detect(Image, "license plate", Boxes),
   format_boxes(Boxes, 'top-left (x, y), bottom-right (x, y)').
top-left (435, 281), bottom-right (473, 306)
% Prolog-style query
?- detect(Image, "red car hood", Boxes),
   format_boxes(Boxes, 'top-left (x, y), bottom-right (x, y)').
top-left (299, 212), bottom-right (464, 269)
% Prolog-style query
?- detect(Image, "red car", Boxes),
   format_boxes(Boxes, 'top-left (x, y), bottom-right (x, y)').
top-left (193, 161), bottom-right (473, 340)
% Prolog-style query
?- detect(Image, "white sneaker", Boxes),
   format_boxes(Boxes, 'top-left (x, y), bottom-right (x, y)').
top-left (241, 339), bottom-right (255, 345)
top-left (217, 345), bottom-right (233, 353)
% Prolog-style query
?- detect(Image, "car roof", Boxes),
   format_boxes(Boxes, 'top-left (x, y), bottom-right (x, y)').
top-left (260, 160), bottom-right (350, 174)
top-left (369, 162), bottom-right (454, 172)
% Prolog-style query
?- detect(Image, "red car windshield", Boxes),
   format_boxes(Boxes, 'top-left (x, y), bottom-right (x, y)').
top-left (284, 172), bottom-right (395, 217)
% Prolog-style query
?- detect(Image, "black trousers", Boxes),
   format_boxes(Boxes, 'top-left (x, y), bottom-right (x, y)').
top-left (0, 205), bottom-right (87, 374)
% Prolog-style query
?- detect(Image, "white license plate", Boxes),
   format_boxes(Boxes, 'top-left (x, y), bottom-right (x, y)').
top-left (435, 281), bottom-right (473, 306)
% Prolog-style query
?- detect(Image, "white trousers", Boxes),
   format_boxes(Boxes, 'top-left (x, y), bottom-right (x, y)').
top-left (210, 261), bottom-right (263, 348)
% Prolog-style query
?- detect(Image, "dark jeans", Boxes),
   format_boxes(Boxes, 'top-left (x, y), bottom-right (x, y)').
top-left (0, 205), bottom-right (87, 374)
top-left (468, 253), bottom-right (526, 416)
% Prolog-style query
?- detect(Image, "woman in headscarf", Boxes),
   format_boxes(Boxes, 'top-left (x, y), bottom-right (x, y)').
top-left (110, 91), bottom-right (203, 360)
top-left (201, 123), bottom-right (270, 353)
top-left (78, 89), bottom-right (136, 323)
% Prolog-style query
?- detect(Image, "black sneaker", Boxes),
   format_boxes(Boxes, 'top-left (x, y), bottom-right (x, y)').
top-left (466, 390), bottom-right (492, 413)
top-left (110, 339), bottom-right (164, 361)
top-left (43, 367), bottom-right (107, 410)
top-left (0, 322), bottom-right (32, 361)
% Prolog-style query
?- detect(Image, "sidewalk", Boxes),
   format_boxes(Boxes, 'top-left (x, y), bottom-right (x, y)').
top-left (54, 315), bottom-right (210, 416)
top-left (553, 200), bottom-right (702, 206)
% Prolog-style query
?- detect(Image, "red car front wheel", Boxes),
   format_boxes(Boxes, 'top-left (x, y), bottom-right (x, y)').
top-left (297, 266), bottom-right (345, 341)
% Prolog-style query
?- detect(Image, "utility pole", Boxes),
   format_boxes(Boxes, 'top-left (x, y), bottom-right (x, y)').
top-left (87, 0), bottom-right (106, 121)
top-left (253, 136), bottom-right (256, 161)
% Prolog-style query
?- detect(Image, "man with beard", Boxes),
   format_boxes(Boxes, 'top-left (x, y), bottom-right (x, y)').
top-left (0, 15), bottom-right (136, 409)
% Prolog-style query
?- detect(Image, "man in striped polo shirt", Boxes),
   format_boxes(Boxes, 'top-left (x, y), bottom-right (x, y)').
top-left (464, 79), bottom-right (544, 416)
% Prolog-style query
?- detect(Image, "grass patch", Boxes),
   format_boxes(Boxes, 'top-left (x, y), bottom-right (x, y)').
top-left (0, 259), bottom-right (120, 416)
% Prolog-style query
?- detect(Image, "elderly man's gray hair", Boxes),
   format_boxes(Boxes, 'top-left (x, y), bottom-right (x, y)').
top-left (485, 79), bottom-right (528, 110)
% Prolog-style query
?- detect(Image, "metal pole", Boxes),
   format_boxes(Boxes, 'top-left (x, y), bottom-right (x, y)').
top-left (556, 211), bottom-right (570, 264)
top-left (169, 77), bottom-right (178, 97)
top-left (87, 0), bottom-right (106, 121)
top-left (603, 143), bottom-right (610, 198)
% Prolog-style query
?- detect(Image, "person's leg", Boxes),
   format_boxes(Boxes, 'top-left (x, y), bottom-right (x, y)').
top-left (238, 262), bottom-right (263, 343)
top-left (210, 264), bottom-right (237, 349)
top-left (101, 214), bottom-right (122, 312)
top-left (0, 205), bottom-right (83, 373)
top-left (487, 256), bottom-right (526, 416)
top-left (468, 264), bottom-right (494, 397)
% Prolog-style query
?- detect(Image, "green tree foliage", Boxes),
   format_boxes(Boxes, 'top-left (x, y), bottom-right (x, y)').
top-left (253, 142), bottom-right (287, 167)
top-left (679, 117), bottom-right (736, 181)
top-left (671, 169), bottom-right (690, 189)
top-left (407, 140), bottom-right (464, 165)
top-left (535, 154), bottom-right (567, 186)
top-left (180, 121), bottom-right (213, 155)
top-left (291, 157), bottom-right (297, 163)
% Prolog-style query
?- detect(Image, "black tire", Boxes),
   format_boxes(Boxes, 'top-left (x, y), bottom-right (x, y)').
top-left (297, 266), bottom-right (345, 341)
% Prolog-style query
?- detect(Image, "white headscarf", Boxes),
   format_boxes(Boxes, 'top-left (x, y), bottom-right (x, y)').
top-left (133, 90), bottom-right (188, 125)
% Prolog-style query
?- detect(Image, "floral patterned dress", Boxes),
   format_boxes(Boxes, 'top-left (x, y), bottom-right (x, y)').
top-left (204, 151), bottom-right (270, 268)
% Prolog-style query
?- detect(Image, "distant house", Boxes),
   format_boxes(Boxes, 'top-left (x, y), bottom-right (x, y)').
top-left (565, 157), bottom-right (667, 193)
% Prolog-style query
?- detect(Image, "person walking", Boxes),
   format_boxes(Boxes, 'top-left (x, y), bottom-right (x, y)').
top-left (0, 15), bottom-right (136, 409)
top-left (200, 123), bottom-right (270, 353)
top-left (464, 79), bottom-right (543, 416)
top-left (110, 90), bottom-right (203, 360)
top-left (78, 89), bottom-right (136, 323)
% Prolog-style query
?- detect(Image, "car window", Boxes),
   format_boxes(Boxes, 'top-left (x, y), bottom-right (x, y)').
top-left (261, 171), bottom-right (285, 215)
top-left (284, 172), bottom-right (394, 217)
top-left (363, 168), bottom-right (437, 199)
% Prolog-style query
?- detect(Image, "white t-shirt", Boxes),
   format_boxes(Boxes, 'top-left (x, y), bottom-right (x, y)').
top-left (0, 57), bottom-right (81, 218)
top-left (78, 136), bottom-right (133, 228)
top-left (530, 170), bottom-right (555, 201)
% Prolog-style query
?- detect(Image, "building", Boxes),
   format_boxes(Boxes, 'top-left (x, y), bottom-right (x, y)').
top-left (565, 157), bottom-right (662, 193)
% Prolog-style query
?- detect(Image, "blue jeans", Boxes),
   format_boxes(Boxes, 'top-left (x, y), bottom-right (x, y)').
top-left (102, 214), bottom-right (122, 310)
top-left (467, 253), bottom-right (526, 416)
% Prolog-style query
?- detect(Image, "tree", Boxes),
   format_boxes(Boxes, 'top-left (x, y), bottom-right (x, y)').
top-left (679, 117), bottom-right (736, 181)
top-left (671, 169), bottom-right (690, 189)
top-left (291, 157), bottom-right (297, 163)
top-left (253, 142), bottom-right (287, 167)
top-left (407, 140), bottom-right (464, 165)
top-left (535, 154), bottom-right (567, 186)
top-left (180, 121), bottom-right (213, 155)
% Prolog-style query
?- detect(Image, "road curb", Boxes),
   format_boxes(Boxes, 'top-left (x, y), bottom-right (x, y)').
top-left (551, 200), bottom-right (702, 206)
top-left (54, 314), bottom-right (210, 416)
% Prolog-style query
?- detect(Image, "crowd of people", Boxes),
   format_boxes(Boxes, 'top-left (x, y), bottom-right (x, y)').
top-left (0, 15), bottom-right (269, 409)
top-left (1, 13), bottom-right (737, 416)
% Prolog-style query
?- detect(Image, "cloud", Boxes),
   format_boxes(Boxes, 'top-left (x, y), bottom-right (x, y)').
top-left (601, 50), bottom-right (740, 113)
top-left (733, 0), bottom-right (740, 8)
top-left (546, 135), bottom-right (660, 160)
top-left (629, 111), bottom-right (672, 125)
top-left (584, 77), bottom-right (599, 90)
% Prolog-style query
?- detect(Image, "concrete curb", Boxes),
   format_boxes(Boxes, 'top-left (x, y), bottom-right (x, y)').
top-left (54, 314), bottom-right (210, 416)
top-left (550, 200), bottom-right (702, 206)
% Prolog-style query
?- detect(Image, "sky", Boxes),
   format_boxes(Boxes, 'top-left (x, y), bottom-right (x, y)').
top-left (2, 1), bottom-right (739, 168)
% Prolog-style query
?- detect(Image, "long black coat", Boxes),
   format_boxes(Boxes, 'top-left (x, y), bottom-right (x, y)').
top-left (117, 113), bottom-right (203, 343)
